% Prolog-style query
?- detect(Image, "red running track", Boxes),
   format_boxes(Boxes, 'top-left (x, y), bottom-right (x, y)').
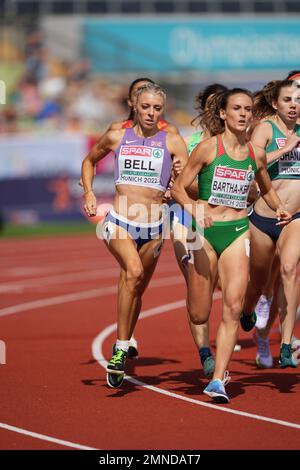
top-left (0, 233), bottom-right (299, 450)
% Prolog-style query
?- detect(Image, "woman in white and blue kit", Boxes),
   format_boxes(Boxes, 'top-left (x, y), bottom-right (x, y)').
top-left (82, 83), bottom-right (189, 388)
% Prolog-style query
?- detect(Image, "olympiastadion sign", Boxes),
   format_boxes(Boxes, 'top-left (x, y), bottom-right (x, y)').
top-left (84, 17), bottom-right (300, 73)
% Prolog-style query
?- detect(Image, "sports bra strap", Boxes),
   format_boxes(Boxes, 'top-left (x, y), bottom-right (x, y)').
top-left (216, 134), bottom-right (226, 157)
top-left (248, 142), bottom-right (255, 161)
top-left (121, 119), bottom-right (134, 129)
top-left (158, 119), bottom-right (168, 130)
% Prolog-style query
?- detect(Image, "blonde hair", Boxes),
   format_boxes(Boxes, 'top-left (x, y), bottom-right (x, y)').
top-left (135, 83), bottom-right (166, 104)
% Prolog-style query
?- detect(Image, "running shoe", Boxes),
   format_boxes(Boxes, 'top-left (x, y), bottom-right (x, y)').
top-left (255, 295), bottom-right (272, 330)
top-left (106, 372), bottom-right (124, 389)
top-left (112, 337), bottom-right (138, 360)
top-left (240, 311), bottom-right (257, 332)
top-left (292, 338), bottom-right (300, 350)
top-left (128, 336), bottom-right (139, 359)
top-left (106, 349), bottom-right (127, 374)
top-left (292, 340), bottom-right (300, 366)
top-left (181, 254), bottom-right (190, 271)
top-left (253, 329), bottom-right (273, 368)
top-left (292, 334), bottom-right (299, 346)
top-left (279, 343), bottom-right (297, 368)
top-left (203, 371), bottom-right (231, 404)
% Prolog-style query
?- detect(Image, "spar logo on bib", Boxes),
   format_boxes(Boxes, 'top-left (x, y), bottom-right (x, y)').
top-left (121, 146), bottom-right (152, 157)
top-left (276, 137), bottom-right (300, 150)
top-left (276, 138), bottom-right (287, 149)
top-left (215, 166), bottom-right (248, 181)
top-left (120, 146), bottom-right (164, 158)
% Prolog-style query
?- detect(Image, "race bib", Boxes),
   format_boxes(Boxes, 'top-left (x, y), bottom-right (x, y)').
top-left (276, 139), bottom-right (300, 176)
top-left (208, 165), bottom-right (254, 209)
top-left (118, 145), bottom-right (164, 186)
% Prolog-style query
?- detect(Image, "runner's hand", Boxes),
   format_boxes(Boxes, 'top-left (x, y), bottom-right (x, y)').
top-left (84, 191), bottom-right (97, 217)
top-left (173, 159), bottom-right (184, 177)
top-left (196, 214), bottom-right (213, 229)
top-left (162, 188), bottom-right (172, 203)
top-left (285, 134), bottom-right (300, 152)
top-left (275, 207), bottom-right (292, 226)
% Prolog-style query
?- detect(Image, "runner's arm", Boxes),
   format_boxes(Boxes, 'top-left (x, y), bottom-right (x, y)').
top-left (252, 121), bottom-right (300, 164)
top-left (171, 139), bottom-right (212, 226)
top-left (254, 146), bottom-right (291, 224)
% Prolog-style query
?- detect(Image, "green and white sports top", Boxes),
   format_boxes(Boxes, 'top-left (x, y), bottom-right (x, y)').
top-left (198, 134), bottom-right (257, 210)
top-left (187, 130), bottom-right (203, 155)
top-left (265, 120), bottom-right (300, 180)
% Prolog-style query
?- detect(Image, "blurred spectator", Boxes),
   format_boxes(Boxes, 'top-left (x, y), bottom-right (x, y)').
top-left (25, 48), bottom-right (49, 82)
top-left (0, 107), bottom-right (19, 134)
top-left (0, 28), bottom-right (192, 136)
top-left (18, 76), bottom-right (42, 118)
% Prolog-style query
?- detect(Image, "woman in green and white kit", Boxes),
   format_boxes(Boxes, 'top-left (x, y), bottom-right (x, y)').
top-left (243, 79), bottom-right (300, 369)
top-left (171, 88), bottom-right (291, 403)
top-left (170, 84), bottom-right (227, 378)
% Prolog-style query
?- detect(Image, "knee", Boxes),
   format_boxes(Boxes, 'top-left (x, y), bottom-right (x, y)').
top-left (188, 303), bottom-right (210, 325)
top-left (280, 261), bottom-right (297, 281)
top-left (126, 264), bottom-right (144, 290)
top-left (223, 297), bottom-right (244, 321)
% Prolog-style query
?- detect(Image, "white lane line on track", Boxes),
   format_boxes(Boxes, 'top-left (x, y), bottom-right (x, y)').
top-left (0, 268), bottom-right (120, 293)
top-left (0, 262), bottom-right (177, 293)
top-left (0, 275), bottom-right (183, 317)
top-left (1, 270), bottom-right (299, 449)
top-left (0, 423), bottom-right (98, 450)
top-left (0, 262), bottom-right (116, 278)
top-left (92, 295), bottom-right (300, 431)
top-left (0, 274), bottom-right (182, 449)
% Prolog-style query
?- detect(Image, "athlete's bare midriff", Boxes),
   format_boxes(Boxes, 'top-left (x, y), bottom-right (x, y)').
top-left (255, 179), bottom-right (300, 217)
top-left (114, 184), bottom-right (165, 223)
top-left (197, 199), bottom-right (248, 222)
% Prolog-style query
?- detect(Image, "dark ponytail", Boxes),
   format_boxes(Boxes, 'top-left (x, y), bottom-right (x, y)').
top-left (191, 83), bottom-right (228, 127)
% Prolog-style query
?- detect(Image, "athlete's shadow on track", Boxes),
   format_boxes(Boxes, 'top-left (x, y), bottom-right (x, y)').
top-left (81, 356), bottom-right (181, 395)
top-left (150, 368), bottom-right (210, 396)
top-left (228, 371), bottom-right (300, 398)
top-left (80, 356), bottom-right (299, 398)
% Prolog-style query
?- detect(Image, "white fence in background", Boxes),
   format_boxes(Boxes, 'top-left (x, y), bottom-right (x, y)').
top-left (0, 133), bottom-right (88, 179)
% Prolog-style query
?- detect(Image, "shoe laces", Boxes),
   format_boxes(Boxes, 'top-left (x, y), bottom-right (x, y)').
top-left (110, 349), bottom-right (126, 365)
top-left (221, 370), bottom-right (231, 386)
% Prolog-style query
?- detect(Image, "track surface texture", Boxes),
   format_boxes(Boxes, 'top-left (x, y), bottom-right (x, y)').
top-left (0, 234), bottom-right (299, 450)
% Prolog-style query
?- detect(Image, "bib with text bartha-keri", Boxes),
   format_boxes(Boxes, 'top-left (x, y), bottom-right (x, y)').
top-left (197, 134), bottom-right (258, 209)
top-left (208, 165), bottom-right (255, 209)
